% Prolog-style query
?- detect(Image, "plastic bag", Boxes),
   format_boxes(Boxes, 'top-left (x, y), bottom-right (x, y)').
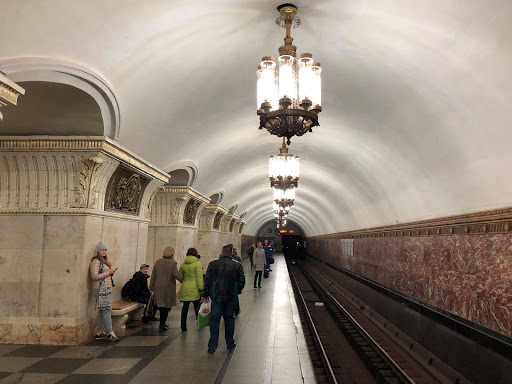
top-left (197, 301), bottom-right (211, 329)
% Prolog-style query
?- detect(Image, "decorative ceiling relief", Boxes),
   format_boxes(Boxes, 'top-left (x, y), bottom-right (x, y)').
top-left (105, 164), bottom-right (150, 215)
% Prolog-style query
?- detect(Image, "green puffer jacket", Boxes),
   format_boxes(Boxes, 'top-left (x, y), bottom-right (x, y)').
top-left (179, 256), bottom-right (204, 301)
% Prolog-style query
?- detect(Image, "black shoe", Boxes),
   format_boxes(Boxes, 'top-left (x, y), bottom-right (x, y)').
top-left (159, 324), bottom-right (168, 332)
top-left (142, 316), bottom-right (151, 324)
top-left (227, 343), bottom-right (236, 351)
top-left (208, 348), bottom-right (215, 354)
top-left (181, 328), bottom-right (187, 332)
top-left (258, 286), bottom-right (262, 289)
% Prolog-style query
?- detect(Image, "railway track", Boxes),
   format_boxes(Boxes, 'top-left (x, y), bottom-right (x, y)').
top-left (288, 257), bottom-right (456, 384)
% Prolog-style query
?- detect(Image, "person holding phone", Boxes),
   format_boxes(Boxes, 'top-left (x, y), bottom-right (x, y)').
top-left (90, 242), bottom-right (118, 341)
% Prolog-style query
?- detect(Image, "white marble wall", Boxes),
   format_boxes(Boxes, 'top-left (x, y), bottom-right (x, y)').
top-left (0, 214), bottom-right (149, 345)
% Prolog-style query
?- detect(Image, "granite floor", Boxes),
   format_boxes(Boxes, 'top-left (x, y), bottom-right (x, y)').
top-left (0, 254), bottom-right (315, 384)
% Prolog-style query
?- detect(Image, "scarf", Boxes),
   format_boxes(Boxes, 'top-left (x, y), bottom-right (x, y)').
top-left (95, 256), bottom-right (112, 311)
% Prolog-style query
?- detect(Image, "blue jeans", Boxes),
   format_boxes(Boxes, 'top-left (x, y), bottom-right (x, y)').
top-left (208, 300), bottom-right (236, 350)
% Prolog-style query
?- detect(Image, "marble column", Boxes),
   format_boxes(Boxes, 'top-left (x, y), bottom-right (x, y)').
top-left (146, 186), bottom-right (210, 269)
top-left (0, 136), bottom-right (168, 344)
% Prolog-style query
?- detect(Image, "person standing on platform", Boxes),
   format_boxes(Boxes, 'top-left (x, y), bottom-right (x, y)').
top-left (247, 244), bottom-right (255, 269)
top-left (263, 239), bottom-right (274, 272)
top-left (203, 245), bottom-right (245, 353)
top-left (253, 241), bottom-right (265, 289)
top-left (150, 246), bottom-right (183, 332)
top-left (90, 242), bottom-right (118, 341)
top-left (179, 247), bottom-right (204, 332)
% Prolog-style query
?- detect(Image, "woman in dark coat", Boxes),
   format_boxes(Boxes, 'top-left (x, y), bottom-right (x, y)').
top-left (150, 246), bottom-right (183, 332)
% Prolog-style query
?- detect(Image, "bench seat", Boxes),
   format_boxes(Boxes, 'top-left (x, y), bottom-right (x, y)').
top-left (111, 300), bottom-right (144, 331)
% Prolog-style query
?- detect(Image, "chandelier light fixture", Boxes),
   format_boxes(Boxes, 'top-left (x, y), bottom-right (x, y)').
top-left (269, 138), bottom-right (299, 190)
top-left (257, 3), bottom-right (322, 145)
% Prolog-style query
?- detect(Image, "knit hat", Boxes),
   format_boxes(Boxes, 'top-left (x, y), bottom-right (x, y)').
top-left (163, 246), bottom-right (175, 257)
top-left (95, 242), bottom-right (107, 255)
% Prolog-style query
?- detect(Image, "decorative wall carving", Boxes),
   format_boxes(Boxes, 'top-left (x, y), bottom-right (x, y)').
top-left (104, 165), bottom-right (149, 215)
top-left (149, 186), bottom-right (210, 227)
top-left (213, 211), bottom-right (223, 230)
top-left (0, 137), bottom-right (167, 217)
top-left (229, 218), bottom-right (236, 233)
top-left (239, 223), bottom-right (245, 234)
top-left (72, 156), bottom-right (104, 209)
top-left (184, 198), bottom-right (202, 225)
top-left (308, 206), bottom-right (512, 240)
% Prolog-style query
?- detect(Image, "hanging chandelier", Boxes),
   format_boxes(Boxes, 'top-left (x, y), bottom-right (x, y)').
top-left (257, 3), bottom-right (322, 145)
top-left (269, 138), bottom-right (299, 190)
top-left (274, 188), bottom-right (295, 208)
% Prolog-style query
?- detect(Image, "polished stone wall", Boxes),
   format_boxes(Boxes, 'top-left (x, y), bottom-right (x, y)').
top-left (0, 214), bottom-right (148, 344)
top-left (308, 232), bottom-right (512, 338)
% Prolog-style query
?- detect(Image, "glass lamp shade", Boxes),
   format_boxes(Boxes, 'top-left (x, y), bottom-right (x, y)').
top-left (278, 55), bottom-right (297, 102)
top-left (310, 62), bottom-right (322, 107)
top-left (298, 55), bottom-right (314, 103)
top-left (269, 154), bottom-right (299, 180)
top-left (274, 188), bottom-right (295, 201)
top-left (273, 202), bottom-right (290, 214)
top-left (257, 58), bottom-right (278, 110)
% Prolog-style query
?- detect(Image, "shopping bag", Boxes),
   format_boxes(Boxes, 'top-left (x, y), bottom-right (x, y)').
top-left (269, 256), bottom-right (274, 264)
top-left (264, 269), bottom-right (269, 278)
top-left (197, 301), bottom-right (211, 329)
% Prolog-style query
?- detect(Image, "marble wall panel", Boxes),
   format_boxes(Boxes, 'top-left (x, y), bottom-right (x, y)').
top-left (44, 216), bottom-right (85, 249)
top-left (0, 282), bottom-right (39, 318)
top-left (0, 216), bottom-right (44, 249)
top-left (146, 227), bottom-right (156, 266)
top-left (10, 323), bottom-right (40, 344)
top-left (40, 282), bottom-right (80, 319)
top-left (42, 248), bottom-right (82, 284)
top-left (308, 233), bottom-right (512, 337)
top-left (0, 248), bottom-right (42, 283)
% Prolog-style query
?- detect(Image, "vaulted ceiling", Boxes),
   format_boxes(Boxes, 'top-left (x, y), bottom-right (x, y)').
top-left (1, 0), bottom-right (511, 236)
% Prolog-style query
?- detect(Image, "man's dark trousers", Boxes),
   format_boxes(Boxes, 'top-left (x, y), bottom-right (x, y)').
top-left (208, 300), bottom-right (236, 351)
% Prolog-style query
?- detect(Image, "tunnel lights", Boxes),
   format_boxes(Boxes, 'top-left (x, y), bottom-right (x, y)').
top-left (269, 138), bottom-right (299, 190)
top-left (257, 3), bottom-right (322, 145)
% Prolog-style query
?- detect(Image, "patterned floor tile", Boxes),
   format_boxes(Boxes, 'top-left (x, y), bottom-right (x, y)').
top-left (96, 346), bottom-right (154, 359)
top-left (0, 372), bottom-right (67, 384)
top-left (48, 346), bottom-right (112, 360)
top-left (72, 358), bottom-right (141, 375)
top-left (4, 346), bottom-right (66, 358)
top-left (0, 358), bottom-right (42, 373)
top-left (116, 336), bottom-right (167, 347)
top-left (22, 359), bottom-right (89, 374)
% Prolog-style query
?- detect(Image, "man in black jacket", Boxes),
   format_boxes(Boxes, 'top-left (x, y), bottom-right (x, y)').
top-left (203, 245), bottom-right (245, 353)
top-left (130, 264), bottom-right (153, 323)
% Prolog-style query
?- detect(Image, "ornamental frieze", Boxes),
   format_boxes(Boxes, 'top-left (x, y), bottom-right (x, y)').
top-left (105, 165), bottom-right (149, 215)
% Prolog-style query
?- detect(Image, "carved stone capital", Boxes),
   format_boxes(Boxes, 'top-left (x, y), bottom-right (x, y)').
top-left (0, 73), bottom-right (25, 123)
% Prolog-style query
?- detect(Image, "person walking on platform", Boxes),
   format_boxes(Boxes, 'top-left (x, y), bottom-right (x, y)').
top-left (263, 239), bottom-right (274, 272)
top-left (150, 246), bottom-right (183, 332)
top-left (247, 244), bottom-right (255, 269)
top-left (203, 245), bottom-right (245, 353)
top-left (229, 244), bottom-right (242, 263)
top-left (179, 247), bottom-right (204, 332)
top-left (253, 241), bottom-right (265, 289)
top-left (90, 242), bottom-right (118, 341)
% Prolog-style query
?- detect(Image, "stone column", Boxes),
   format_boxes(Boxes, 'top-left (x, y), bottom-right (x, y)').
top-left (197, 204), bottom-right (229, 265)
top-left (0, 136), bottom-right (168, 344)
top-left (146, 187), bottom-right (210, 269)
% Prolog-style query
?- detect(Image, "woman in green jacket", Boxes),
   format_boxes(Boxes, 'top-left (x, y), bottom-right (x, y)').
top-left (179, 247), bottom-right (204, 331)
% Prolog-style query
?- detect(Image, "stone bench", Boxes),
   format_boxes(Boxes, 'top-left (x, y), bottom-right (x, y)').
top-left (111, 300), bottom-right (145, 331)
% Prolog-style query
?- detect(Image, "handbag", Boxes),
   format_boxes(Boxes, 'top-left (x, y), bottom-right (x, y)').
top-left (269, 256), bottom-right (274, 264)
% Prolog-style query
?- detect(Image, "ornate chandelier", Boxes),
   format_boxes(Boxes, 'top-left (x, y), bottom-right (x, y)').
top-left (257, 3), bottom-right (322, 145)
top-left (274, 188), bottom-right (295, 209)
top-left (269, 138), bottom-right (299, 190)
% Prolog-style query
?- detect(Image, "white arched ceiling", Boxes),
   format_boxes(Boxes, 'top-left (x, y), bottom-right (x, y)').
top-left (1, 1), bottom-right (512, 236)
top-left (164, 161), bottom-right (198, 187)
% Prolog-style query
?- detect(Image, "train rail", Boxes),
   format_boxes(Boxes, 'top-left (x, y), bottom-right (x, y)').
top-left (287, 257), bottom-right (454, 384)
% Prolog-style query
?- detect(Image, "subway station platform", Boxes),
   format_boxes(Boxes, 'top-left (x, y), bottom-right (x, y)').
top-left (0, 254), bottom-right (315, 384)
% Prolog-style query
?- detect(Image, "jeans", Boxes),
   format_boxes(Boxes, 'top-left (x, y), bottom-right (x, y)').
top-left (181, 300), bottom-right (201, 330)
top-left (93, 289), bottom-right (113, 334)
top-left (208, 300), bottom-right (236, 350)
top-left (254, 271), bottom-right (262, 287)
